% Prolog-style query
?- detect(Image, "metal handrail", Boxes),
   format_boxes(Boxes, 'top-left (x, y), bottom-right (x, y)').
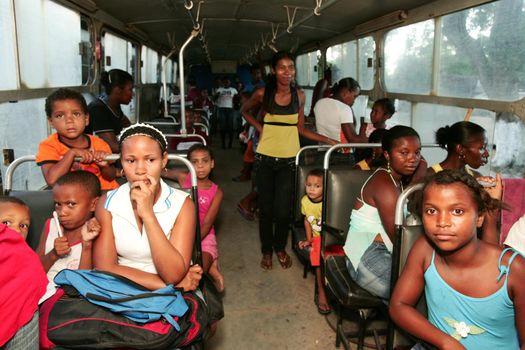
top-left (295, 145), bottom-right (331, 165)
top-left (394, 183), bottom-right (424, 226)
top-left (164, 133), bottom-right (207, 146)
top-left (4, 154), bottom-right (197, 192)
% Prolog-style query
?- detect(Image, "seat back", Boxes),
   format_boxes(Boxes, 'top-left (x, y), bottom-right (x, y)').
top-left (324, 169), bottom-right (371, 243)
top-left (9, 190), bottom-right (54, 250)
top-left (388, 184), bottom-right (426, 349)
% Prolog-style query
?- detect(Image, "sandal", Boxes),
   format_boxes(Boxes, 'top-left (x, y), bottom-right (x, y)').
top-left (314, 294), bottom-right (332, 315)
top-left (276, 251), bottom-right (292, 269)
top-left (260, 254), bottom-right (272, 270)
top-left (237, 203), bottom-right (255, 221)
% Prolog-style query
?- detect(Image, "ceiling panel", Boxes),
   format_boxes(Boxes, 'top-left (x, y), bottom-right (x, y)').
top-left (89, 0), bottom-right (437, 64)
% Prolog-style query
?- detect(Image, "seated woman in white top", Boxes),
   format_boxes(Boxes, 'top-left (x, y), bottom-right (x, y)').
top-left (343, 126), bottom-right (427, 301)
top-left (94, 123), bottom-right (201, 291)
top-left (313, 77), bottom-right (368, 143)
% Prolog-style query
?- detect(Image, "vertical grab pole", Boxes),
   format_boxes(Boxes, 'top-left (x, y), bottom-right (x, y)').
top-left (162, 48), bottom-right (178, 118)
top-left (178, 29), bottom-right (199, 135)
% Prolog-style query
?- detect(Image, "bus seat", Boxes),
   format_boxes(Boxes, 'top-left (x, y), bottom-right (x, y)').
top-left (82, 93), bottom-right (97, 106)
top-left (324, 169), bottom-right (371, 244)
top-left (8, 190), bottom-right (54, 250)
top-left (388, 186), bottom-right (427, 349)
top-left (322, 169), bottom-right (385, 350)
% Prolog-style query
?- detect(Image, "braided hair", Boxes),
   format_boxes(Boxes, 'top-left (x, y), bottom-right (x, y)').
top-left (118, 123), bottom-right (168, 153)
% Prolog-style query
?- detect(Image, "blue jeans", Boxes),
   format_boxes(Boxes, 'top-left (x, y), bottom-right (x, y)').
top-left (346, 242), bottom-right (392, 301)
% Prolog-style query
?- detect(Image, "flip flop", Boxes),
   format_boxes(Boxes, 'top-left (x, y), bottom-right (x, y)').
top-left (260, 254), bottom-right (272, 270)
top-left (237, 203), bottom-right (255, 221)
top-left (314, 294), bottom-right (332, 315)
top-left (276, 251), bottom-right (292, 269)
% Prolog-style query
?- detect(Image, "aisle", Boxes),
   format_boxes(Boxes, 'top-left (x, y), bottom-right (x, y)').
top-left (206, 145), bottom-right (337, 350)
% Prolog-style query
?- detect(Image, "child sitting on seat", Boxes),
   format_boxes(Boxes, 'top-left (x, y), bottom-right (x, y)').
top-left (298, 169), bottom-right (331, 314)
top-left (36, 171), bottom-right (101, 303)
top-left (0, 196), bottom-right (30, 239)
top-left (164, 144), bottom-right (224, 292)
top-left (390, 170), bottom-right (525, 350)
top-left (36, 88), bottom-right (118, 190)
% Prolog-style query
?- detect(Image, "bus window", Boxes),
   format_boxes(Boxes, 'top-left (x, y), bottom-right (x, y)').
top-left (327, 41), bottom-right (357, 84)
top-left (0, 0), bottom-right (17, 90)
top-left (358, 37), bottom-right (376, 90)
top-left (384, 19), bottom-right (435, 94)
top-left (438, 0), bottom-right (525, 101)
top-left (15, 0), bottom-right (83, 88)
top-left (80, 17), bottom-right (93, 84)
top-left (141, 46), bottom-right (159, 84)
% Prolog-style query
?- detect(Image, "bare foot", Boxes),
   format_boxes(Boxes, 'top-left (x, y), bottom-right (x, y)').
top-left (209, 259), bottom-right (225, 293)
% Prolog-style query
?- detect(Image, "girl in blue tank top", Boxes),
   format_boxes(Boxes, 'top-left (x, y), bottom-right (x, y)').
top-left (390, 170), bottom-right (525, 350)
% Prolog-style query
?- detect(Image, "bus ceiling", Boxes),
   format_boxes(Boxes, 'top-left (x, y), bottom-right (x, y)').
top-left (70, 0), bottom-right (493, 65)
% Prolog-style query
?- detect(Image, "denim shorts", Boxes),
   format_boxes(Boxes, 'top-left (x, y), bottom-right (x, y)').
top-left (346, 242), bottom-right (392, 301)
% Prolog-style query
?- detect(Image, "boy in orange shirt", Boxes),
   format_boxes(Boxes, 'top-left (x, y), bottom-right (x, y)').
top-left (36, 88), bottom-right (118, 190)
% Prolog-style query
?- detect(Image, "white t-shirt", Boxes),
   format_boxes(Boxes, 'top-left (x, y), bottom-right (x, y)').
top-left (215, 87), bottom-right (238, 108)
top-left (39, 218), bottom-right (83, 304)
top-left (314, 97), bottom-right (354, 142)
top-left (504, 214), bottom-right (525, 255)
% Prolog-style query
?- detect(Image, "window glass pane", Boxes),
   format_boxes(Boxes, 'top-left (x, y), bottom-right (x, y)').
top-left (141, 46), bottom-right (159, 84)
top-left (103, 32), bottom-right (129, 71)
top-left (127, 42), bottom-right (136, 77)
top-left (327, 41), bottom-right (357, 84)
top-left (161, 56), bottom-right (172, 83)
top-left (493, 113), bottom-right (525, 177)
top-left (296, 53), bottom-right (309, 86)
top-left (353, 95), bottom-right (369, 124)
top-left (296, 51), bottom-right (319, 87)
top-left (384, 20), bottom-right (434, 94)
top-left (303, 88), bottom-right (313, 117)
top-left (358, 37), bottom-right (376, 90)
top-left (0, 0), bottom-right (17, 90)
top-left (80, 18), bottom-right (92, 84)
top-left (438, 0), bottom-right (525, 101)
top-left (0, 99), bottom-right (49, 190)
top-left (15, 0), bottom-right (82, 88)
top-left (173, 61), bottom-right (178, 84)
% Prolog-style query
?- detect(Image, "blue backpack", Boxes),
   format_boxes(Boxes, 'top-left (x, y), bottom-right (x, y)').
top-left (53, 269), bottom-right (188, 330)
top-left (40, 269), bottom-right (208, 349)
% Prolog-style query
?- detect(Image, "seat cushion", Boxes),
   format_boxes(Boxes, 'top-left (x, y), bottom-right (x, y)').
top-left (325, 255), bottom-right (384, 308)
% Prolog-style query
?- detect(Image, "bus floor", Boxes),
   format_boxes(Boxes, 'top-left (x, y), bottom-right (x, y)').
top-left (205, 143), bottom-right (385, 350)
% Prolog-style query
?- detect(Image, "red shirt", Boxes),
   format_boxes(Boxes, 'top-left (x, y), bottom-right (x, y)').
top-left (0, 224), bottom-right (47, 346)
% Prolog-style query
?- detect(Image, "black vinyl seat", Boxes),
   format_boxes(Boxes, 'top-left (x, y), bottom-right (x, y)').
top-left (320, 168), bottom-right (387, 350)
top-left (8, 190), bottom-right (54, 250)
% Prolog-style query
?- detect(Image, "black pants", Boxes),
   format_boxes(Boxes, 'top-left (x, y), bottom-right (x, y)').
top-left (254, 153), bottom-right (295, 255)
top-left (218, 107), bottom-right (234, 147)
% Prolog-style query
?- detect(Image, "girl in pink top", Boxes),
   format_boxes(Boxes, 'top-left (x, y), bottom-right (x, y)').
top-left (166, 144), bottom-right (224, 292)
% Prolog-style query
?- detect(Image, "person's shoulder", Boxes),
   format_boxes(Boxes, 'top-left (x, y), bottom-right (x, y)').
top-left (39, 132), bottom-right (59, 145)
top-left (367, 169), bottom-right (398, 194)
